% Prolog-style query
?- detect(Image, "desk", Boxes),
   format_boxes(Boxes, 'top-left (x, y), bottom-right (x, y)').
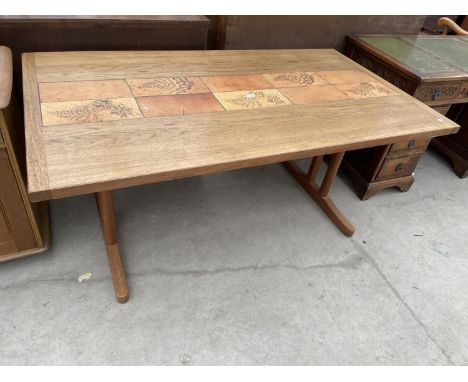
top-left (22, 49), bottom-right (458, 302)
top-left (346, 35), bottom-right (468, 199)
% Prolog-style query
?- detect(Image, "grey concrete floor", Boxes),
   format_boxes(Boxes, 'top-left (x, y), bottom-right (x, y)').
top-left (0, 148), bottom-right (467, 365)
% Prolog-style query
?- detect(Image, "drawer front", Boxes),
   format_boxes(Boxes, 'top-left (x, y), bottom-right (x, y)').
top-left (376, 154), bottom-right (422, 181)
top-left (388, 138), bottom-right (430, 157)
top-left (415, 84), bottom-right (462, 104)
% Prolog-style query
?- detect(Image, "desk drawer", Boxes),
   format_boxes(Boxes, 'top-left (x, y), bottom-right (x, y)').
top-left (376, 154), bottom-right (421, 181)
top-left (388, 138), bottom-right (430, 157)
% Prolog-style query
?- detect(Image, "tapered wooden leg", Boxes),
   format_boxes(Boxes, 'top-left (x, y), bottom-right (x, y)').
top-left (283, 153), bottom-right (355, 237)
top-left (307, 155), bottom-right (323, 182)
top-left (95, 191), bottom-right (129, 303)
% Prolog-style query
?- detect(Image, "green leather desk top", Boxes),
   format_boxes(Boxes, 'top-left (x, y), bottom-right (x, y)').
top-left (351, 35), bottom-right (468, 80)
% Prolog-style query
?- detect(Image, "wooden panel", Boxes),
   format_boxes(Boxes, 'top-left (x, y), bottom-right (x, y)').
top-left (0, 148), bottom-right (37, 251)
top-left (0, 46), bottom-right (12, 109)
top-left (23, 54), bottom-right (51, 200)
top-left (376, 154), bottom-right (422, 181)
top-left (30, 50), bottom-right (357, 83)
top-left (217, 16), bottom-right (426, 51)
top-left (22, 49), bottom-right (459, 202)
top-left (0, 201), bottom-right (17, 255)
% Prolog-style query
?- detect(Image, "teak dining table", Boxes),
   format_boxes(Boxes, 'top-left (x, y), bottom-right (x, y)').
top-left (22, 49), bottom-right (459, 303)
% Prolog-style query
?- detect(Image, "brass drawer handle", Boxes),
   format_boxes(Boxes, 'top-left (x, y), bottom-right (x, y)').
top-left (433, 89), bottom-right (442, 100)
top-left (408, 140), bottom-right (416, 149)
top-left (395, 164), bottom-right (404, 173)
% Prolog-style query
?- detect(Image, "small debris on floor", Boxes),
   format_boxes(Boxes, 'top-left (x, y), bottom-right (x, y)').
top-left (78, 272), bottom-right (93, 283)
top-left (413, 234), bottom-right (424, 237)
top-left (180, 354), bottom-right (191, 365)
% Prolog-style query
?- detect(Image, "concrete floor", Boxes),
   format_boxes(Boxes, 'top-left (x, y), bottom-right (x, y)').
top-left (0, 148), bottom-right (467, 365)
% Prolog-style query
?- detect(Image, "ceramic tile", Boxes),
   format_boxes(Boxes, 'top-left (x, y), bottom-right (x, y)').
top-left (200, 75), bottom-right (272, 92)
top-left (334, 81), bottom-right (399, 99)
top-left (127, 77), bottom-right (209, 97)
top-left (213, 89), bottom-right (292, 111)
top-left (39, 80), bottom-right (132, 103)
top-left (316, 70), bottom-right (376, 85)
top-left (137, 93), bottom-right (225, 118)
top-left (41, 98), bottom-right (143, 126)
top-left (280, 85), bottom-right (350, 104)
top-left (263, 72), bottom-right (327, 88)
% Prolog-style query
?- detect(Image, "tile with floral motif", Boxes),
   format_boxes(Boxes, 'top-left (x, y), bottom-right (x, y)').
top-left (213, 89), bottom-right (291, 111)
top-left (127, 77), bottom-right (209, 97)
top-left (334, 82), bottom-right (398, 99)
top-left (41, 98), bottom-right (143, 126)
top-left (263, 72), bottom-right (327, 88)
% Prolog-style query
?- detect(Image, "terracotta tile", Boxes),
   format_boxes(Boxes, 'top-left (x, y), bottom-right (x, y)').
top-left (213, 89), bottom-right (291, 111)
top-left (137, 93), bottom-right (225, 118)
top-left (334, 81), bottom-right (399, 99)
top-left (280, 85), bottom-right (350, 104)
top-left (39, 80), bottom-right (132, 102)
top-left (316, 70), bottom-right (376, 84)
top-left (127, 77), bottom-right (209, 97)
top-left (41, 98), bottom-right (143, 126)
top-left (200, 75), bottom-right (272, 92)
top-left (263, 72), bottom-right (327, 88)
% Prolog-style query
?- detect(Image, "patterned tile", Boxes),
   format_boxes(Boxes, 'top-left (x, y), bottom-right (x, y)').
top-left (200, 75), bottom-right (272, 92)
top-left (213, 89), bottom-right (292, 111)
top-left (39, 80), bottom-right (132, 102)
top-left (316, 70), bottom-right (376, 84)
top-left (137, 93), bottom-right (225, 118)
top-left (334, 81), bottom-right (399, 99)
top-left (127, 77), bottom-right (209, 97)
top-left (280, 85), bottom-right (350, 104)
top-left (263, 72), bottom-right (327, 88)
top-left (41, 98), bottom-right (143, 126)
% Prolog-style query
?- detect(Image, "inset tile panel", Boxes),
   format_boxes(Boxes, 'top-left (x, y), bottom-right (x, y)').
top-left (39, 80), bottom-right (132, 102)
top-left (127, 77), bottom-right (209, 97)
top-left (137, 93), bottom-right (225, 118)
top-left (41, 98), bottom-right (143, 126)
top-left (263, 72), bottom-right (327, 88)
top-left (213, 89), bottom-right (291, 111)
top-left (280, 85), bottom-right (350, 104)
top-left (201, 75), bottom-right (272, 92)
top-left (334, 82), bottom-right (399, 99)
top-left (316, 70), bottom-right (376, 85)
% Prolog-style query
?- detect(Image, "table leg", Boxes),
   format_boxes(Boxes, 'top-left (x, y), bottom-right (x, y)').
top-left (95, 191), bottom-right (129, 303)
top-left (283, 152), bottom-right (355, 237)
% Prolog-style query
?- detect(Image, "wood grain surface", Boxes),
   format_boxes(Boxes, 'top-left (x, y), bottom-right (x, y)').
top-left (22, 49), bottom-right (459, 201)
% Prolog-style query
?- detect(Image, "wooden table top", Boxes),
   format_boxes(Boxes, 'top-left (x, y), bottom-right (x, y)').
top-left (348, 35), bottom-right (468, 82)
top-left (22, 49), bottom-right (459, 201)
